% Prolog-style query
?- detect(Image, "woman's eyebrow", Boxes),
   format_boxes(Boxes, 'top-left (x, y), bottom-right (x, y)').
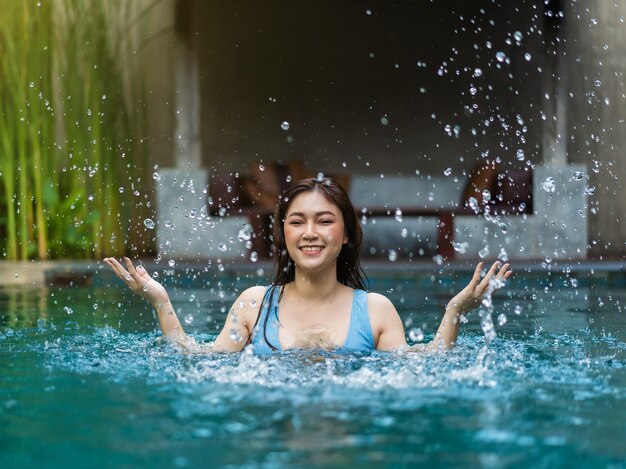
top-left (287, 211), bottom-right (337, 218)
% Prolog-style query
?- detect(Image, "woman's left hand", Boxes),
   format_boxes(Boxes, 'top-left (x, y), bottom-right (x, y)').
top-left (447, 261), bottom-right (512, 315)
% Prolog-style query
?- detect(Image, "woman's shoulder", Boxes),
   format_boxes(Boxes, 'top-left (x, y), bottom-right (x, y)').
top-left (230, 286), bottom-right (270, 326)
top-left (366, 291), bottom-right (396, 312)
top-left (365, 291), bottom-right (404, 343)
top-left (238, 285), bottom-right (271, 302)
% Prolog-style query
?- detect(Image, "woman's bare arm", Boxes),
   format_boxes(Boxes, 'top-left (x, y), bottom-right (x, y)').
top-left (430, 261), bottom-right (511, 350)
top-left (104, 257), bottom-right (264, 353)
top-left (371, 261), bottom-right (512, 352)
top-left (104, 257), bottom-right (186, 340)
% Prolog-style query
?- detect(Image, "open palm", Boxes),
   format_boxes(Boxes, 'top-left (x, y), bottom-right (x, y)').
top-left (103, 257), bottom-right (169, 305)
top-left (448, 261), bottom-right (512, 314)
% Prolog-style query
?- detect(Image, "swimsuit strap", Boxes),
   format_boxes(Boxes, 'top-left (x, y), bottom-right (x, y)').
top-left (343, 289), bottom-right (375, 351)
top-left (249, 285), bottom-right (282, 355)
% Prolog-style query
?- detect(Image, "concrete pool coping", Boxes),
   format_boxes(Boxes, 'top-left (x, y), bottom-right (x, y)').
top-left (1, 258), bottom-right (624, 288)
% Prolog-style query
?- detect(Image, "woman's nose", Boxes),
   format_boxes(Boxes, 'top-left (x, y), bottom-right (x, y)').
top-left (302, 222), bottom-right (318, 239)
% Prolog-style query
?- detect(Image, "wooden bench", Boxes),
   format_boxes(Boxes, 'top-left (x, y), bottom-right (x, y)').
top-left (209, 167), bottom-right (533, 260)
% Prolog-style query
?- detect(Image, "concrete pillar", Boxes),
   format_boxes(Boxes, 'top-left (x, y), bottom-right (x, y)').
top-left (563, 1), bottom-right (626, 257)
top-left (542, 10), bottom-right (568, 166)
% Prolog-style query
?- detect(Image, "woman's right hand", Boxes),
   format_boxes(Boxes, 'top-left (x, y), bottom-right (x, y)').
top-left (104, 257), bottom-right (169, 306)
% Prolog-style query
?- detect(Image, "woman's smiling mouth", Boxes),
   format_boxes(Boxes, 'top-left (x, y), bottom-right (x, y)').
top-left (300, 245), bottom-right (324, 254)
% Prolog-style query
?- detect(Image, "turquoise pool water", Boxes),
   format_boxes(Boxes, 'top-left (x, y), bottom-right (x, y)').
top-left (1, 267), bottom-right (626, 468)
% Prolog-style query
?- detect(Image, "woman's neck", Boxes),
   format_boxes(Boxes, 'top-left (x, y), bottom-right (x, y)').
top-left (291, 266), bottom-right (343, 301)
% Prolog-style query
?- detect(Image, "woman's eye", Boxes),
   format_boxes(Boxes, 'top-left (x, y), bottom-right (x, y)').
top-left (320, 219), bottom-right (333, 225)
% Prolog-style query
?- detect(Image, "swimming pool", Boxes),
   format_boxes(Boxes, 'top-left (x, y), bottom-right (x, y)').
top-left (2, 265), bottom-right (626, 468)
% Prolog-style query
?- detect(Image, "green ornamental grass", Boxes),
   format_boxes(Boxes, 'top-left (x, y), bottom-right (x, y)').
top-left (0, 0), bottom-right (149, 260)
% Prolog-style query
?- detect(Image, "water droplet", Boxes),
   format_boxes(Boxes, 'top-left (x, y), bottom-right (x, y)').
top-left (473, 68), bottom-right (483, 77)
top-left (444, 167), bottom-right (452, 176)
top-left (495, 51), bottom-right (506, 62)
top-left (408, 327), bottom-right (424, 342)
top-left (250, 251), bottom-right (258, 262)
top-left (87, 109), bottom-right (92, 116)
top-left (498, 248), bottom-right (508, 262)
top-left (594, 80), bottom-right (602, 87)
top-left (516, 149), bottom-right (525, 161)
top-left (143, 218), bottom-right (155, 229)
top-left (541, 177), bottom-right (556, 193)
top-left (481, 189), bottom-right (491, 203)
top-left (497, 313), bottom-right (507, 326)
top-left (118, 187), bottom-right (125, 193)
top-left (388, 249), bottom-right (398, 262)
top-left (452, 241), bottom-right (468, 254)
top-left (63, 306), bottom-right (73, 315)
top-left (184, 314), bottom-right (194, 325)
top-left (467, 197), bottom-right (479, 213)
top-left (152, 172), bottom-right (161, 181)
top-left (479, 245), bottom-right (490, 259)
top-left (380, 116), bottom-right (389, 126)
top-left (480, 314), bottom-right (496, 341)
top-left (394, 209), bottom-right (403, 222)
top-left (238, 224), bottom-right (253, 242)
top-left (469, 85), bottom-right (478, 95)
top-left (168, 260), bottom-right (176, 267)
top-left (524, 53), bottom-right (532, 61)
top-left (514, 305), bottom-right (523, 315)
top-left (513, 31), bottom-right (523, 42)
top-left (400, 228), bottom-right (408, 238)
top-left (572, 171), bottom-right (585, 181)
top-left (280, 121), bottom-right (290, 131)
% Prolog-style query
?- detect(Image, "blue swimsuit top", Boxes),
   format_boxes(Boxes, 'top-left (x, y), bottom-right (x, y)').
top-left (249, 286), bottom-right (375, 355)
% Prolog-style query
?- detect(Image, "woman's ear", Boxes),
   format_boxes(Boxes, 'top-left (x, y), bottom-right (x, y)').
top-left (343, 232), bottom-right (349, 244)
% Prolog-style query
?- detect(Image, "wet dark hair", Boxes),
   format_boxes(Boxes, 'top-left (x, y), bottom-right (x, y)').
top-left (247, 177), bottom-right (367, 350)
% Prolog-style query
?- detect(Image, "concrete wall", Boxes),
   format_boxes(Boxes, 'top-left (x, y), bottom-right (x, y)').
top-left (145, 0), bottom-right (626, 259)
top-left (191, 0), bottom-right (546, 177)
top-left (562, 1), bottom-right (626, 257)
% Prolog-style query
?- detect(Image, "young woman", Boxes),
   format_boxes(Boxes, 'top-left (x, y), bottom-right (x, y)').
top-left (104, 177), bottom-right (511, 354)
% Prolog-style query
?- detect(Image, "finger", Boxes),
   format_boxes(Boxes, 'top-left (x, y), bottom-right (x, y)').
top-left (482, 261), bottom-right (500, 281)
top-left (477, 261), bottom-right (500, 291)
top-left (105, 258), bottom-right (132, 282)
top-left (124, 257), bottom-right (143, 282)
top-left (495, 263), bottom-right (510, 280)
top-left (469, 261), bottom-right (485, 287)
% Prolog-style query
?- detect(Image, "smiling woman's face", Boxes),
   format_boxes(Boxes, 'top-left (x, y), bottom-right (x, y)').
top-left (283, 190), bottom-right (348, 273)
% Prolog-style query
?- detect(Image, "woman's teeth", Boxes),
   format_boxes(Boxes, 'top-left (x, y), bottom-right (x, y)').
top-left (301, 246), bottom-right (323, 252)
